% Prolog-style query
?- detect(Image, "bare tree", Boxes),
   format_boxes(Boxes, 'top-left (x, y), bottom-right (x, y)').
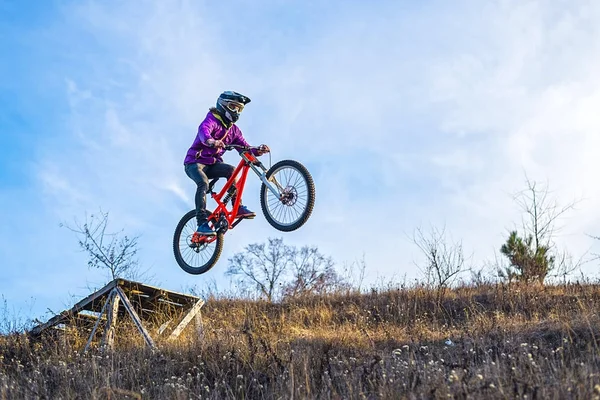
top-left (62, 210), bottom-right (142, 281)
top-left (552, 249), bottom-right (589, 284)
top-left (515, 178), bottom-right (576, 249)
top-left (227, 238), bottom-right (344, 301)
top-left (226, 238), bottom-right (293, 302)
top-left (412, 225), bottom-right (465, 291)
top-left (339, 255), bottom-right (367, 292)
top-left (500, 178), bottom-right (579, 284)
top-left (283, 246), bottom-right (341, 298)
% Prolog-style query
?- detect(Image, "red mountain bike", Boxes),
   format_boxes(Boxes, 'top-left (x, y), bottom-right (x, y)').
top-left (173, 144), bottom-right (315, 274)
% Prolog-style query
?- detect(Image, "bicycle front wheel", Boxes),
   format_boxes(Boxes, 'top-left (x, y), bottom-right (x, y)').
top-left (173, 210), bottom-right (224, 275)
top-left (260, 160), bottom-right (315, 232)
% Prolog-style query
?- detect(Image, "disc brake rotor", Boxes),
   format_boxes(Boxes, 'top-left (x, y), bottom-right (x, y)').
top-left (280, 186), bottom-right (298, 206)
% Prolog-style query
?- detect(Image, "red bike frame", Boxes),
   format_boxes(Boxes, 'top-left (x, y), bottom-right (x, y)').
top-left (191, 149), bottom-right (262, 244)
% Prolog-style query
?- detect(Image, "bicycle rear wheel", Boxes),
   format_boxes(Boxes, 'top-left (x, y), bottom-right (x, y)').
top-left (260, 160), bottom-right (315, 232)
top-left (173, 210), bottom-right (223, 275)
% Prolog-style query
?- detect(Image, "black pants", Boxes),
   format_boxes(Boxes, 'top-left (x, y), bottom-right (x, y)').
top-left (184, 162), bottom-right (236, 225)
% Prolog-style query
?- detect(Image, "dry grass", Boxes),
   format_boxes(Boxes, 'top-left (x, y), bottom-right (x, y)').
top-left (2, 282), bottom-right (600, 399)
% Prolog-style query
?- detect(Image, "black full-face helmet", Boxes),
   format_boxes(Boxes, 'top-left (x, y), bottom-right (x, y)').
top-left (216, 91), bottom-right (251, 124)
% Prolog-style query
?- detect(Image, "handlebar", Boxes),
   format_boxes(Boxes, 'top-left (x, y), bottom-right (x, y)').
top-left (223, 144), bottom-right (269, 153)
top-left (224, 144), bottom-right (252, 151)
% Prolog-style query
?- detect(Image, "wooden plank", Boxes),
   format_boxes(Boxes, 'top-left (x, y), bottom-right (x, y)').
top-left (168, 299), bottom-right (205, 340)
top-left (115, 286), bottom-right (156, 349)
top-left (30, 312), bottom-right (70, 336)
top-left (68, 279), bottom-right (118, 313)
top-left (138, 299), bottom-right (186, 315)
top-left (157, 298), bottom-right (187, 307)
top-left (30, 279), bottom-right (118, 335)
top-left (145, 289), bottom-right (166, 304)
top-left (83, 290), bottom-right (114, 353)
top-left (100, 291), bottom-right (121, 350)
top-left (121, 279), bottom-right (200, 305)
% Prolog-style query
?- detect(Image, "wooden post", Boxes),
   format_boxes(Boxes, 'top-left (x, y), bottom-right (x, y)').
top-left (168, 299), bottom-right (205, 340)
top-left (83, 290), bottom-right (114, 353)
top-left (100, 290), bottom-right (121, 350)
top-left (115, 286), bottom-right (156, 349)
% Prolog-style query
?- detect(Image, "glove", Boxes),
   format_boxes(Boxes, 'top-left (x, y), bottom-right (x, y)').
top-left (256, 144), bottom-right (270, 155)
top-left (206, 139), bottom-right (225, 148)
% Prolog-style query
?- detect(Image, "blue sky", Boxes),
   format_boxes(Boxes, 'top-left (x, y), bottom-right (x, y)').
top-left (1, 0), bottom-right (600, 322)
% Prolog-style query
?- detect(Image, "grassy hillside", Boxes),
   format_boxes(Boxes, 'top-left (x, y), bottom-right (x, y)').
top-left (1, 283), bottom-right (600, 399)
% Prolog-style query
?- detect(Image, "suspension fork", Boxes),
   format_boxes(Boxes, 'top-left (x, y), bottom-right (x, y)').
top-left (243, 154), bottom-right (283, 197)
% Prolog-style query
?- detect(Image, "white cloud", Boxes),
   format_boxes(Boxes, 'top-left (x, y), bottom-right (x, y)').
top-left (4, 0), bottom-right (600, 318)
top-left (419, 0), bottom-right (600, 271)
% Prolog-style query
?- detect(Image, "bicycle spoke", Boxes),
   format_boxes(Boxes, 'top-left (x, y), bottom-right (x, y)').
top-left (291, 173), bottom-right (302, 190)
top-left (274, 201), bottom-right (285, 221)
top-left (263, 164), bottom-right (313, 228)
top-left (178, 218), bottom-right (217, 268)
top-left (283, 168), bottom-right (290, 186)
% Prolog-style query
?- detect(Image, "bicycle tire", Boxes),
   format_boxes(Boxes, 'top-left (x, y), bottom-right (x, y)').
top-left (173, 210), bottom-right (224, 274)
top-left (260, 160), bottom-right (315, 232)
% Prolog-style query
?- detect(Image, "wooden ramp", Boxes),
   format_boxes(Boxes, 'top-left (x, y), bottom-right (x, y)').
top-left (30, 279), bottom-right (204, 351)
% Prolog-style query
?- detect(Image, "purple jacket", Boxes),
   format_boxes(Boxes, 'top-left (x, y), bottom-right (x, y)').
top-left (184, 111), bottom-right (257, 165)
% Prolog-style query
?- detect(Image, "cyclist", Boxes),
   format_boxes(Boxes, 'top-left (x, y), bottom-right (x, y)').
top-left (184, 91), bottom-right (269, 236)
